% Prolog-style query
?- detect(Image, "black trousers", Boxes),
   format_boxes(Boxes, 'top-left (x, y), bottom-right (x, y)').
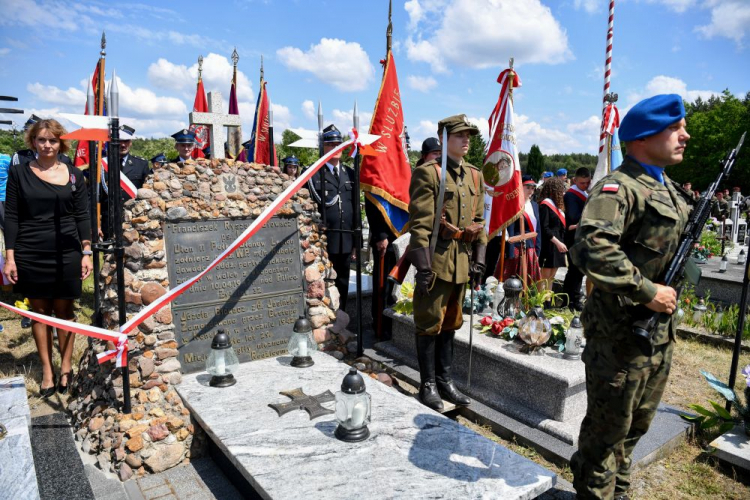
top-left (371, 245), bottom-right (396, 338)
top-left (330, 252), bottom-right (352, 312)
top-left (563, 259), bottom-right (585, 306)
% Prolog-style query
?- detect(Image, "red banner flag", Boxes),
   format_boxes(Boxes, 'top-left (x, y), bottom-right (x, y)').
top-left (360, 51), bottom-right (411, 235)
top-left (190, 77), bottom-right (208, 159)
top-left (74, 61), bottom-right (102, 168)
top-left (247, 80), bottom-right (277, 166)
top-left (483, 67), bottom-right (523, 238)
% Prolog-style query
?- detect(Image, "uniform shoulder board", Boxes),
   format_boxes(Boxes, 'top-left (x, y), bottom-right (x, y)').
top-left (131, 155), bottom-right (146, 161)
top-left (601, 183), bottom-right (620, 193)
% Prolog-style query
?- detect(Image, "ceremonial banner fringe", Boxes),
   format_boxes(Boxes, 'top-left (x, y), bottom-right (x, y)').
top-left (361, 51), bottom-right (411, 236)
top-left (483, 68), bottom-right (524, 239)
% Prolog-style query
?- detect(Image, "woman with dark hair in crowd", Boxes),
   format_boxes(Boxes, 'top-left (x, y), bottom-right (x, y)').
top-left (3, 118), bottom-right (92, 397)
top-left (537, 176), bottom-right (567, 294)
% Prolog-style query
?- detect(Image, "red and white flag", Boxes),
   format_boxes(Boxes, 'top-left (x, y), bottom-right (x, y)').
top-left (483, 67), bottom-right (524, 238)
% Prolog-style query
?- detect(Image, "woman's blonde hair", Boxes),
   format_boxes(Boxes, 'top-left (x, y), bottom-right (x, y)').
top-left (24, 118), bottom-right (70, 155)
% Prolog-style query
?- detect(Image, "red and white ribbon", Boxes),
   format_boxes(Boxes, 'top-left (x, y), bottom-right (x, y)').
top-left (119, 135), bottom-right (359, 334)
top-left (602, 103), bottom-right (620, 137)
top-left (101, 158), bottom-right (138, 199)
top-left (0, 301), bottom-right (129, 368)
top-left (349, 127), bottom-right (360, 158)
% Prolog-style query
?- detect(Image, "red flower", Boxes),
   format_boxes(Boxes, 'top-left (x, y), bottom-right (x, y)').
top-left (491, 321), bottom-right (503, 334)
top-left (501, 318), bottom-right (515, 328)
top-left (480, 316), bottom-right (493, 327)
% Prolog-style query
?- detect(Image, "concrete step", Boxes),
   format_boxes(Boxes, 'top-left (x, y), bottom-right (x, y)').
top-left (0, 377), bottom-right (40, 500)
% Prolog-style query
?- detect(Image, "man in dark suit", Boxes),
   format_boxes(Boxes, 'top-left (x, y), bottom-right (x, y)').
top-left (307, 125), bottom-right (358, 311)
top-left (12, 115), bottom-right (73, 168)
top-left (101, 124), bottom-right (151, 239)
top-left (562, 166), bottom-right (591, 311)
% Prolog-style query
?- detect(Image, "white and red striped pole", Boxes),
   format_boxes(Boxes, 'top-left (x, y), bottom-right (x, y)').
top-left (599, 0), bottom-right (615, 153)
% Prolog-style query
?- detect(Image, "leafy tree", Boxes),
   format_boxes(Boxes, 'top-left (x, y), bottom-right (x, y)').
top-left (465, 133), bottom-right (487, 168)
top-left (526, 144), bottom-right (545, 179)
top-left (666, 90), bottom-right (749, 193)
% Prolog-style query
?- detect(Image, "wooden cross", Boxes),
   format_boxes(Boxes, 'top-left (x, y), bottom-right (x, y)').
top-left (189, 91), bottom-right (242, 159)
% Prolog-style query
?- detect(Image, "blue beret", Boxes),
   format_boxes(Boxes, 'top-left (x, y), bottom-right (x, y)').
top-left (619, 94), bottom-right (685, 142)
top-left (171, 129), bottom-right (196, 144)
top-left (556, 168), bottom-right (567, 176)
top-left (542, 171), bottom-right (553, 179)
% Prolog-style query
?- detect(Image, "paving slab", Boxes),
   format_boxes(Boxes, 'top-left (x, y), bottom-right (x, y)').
top-left (710, 425), bottom-right (750, 472)
top-left (177, 351), bottom-right (556, 499)
top-left (0, 376), bottom-right (39, 500)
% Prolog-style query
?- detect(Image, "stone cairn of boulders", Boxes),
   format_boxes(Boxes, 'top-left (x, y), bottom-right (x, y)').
top-left (69, 158), bottom-right (359, 480)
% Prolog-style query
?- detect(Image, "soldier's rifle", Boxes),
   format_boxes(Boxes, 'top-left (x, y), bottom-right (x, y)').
top-left (632, 132), bottom-right (746, 355)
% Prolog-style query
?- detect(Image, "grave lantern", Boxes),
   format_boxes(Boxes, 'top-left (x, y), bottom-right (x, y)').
top-left (334, 368), bottom-right (371, 443)
top-left (738, 249), bottom-right (747, 265)
top-left (692, 299), bottom-right (707, 324)
top-left (499, 277), bottom-right (524, 319)
top-left (719, 254), bottom-right (728, 273)
top-left (288, 316), bottom-right (317, 368)
top-left (206, 329), bottom-right (239, 387)
top-left (563, 317), bottom-right (584, 360)
top-left (517, 307), bottom-right (552, 353)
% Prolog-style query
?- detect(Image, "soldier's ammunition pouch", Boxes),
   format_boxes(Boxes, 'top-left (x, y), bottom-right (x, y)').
top-left (439, 218), bottom-right (484, 243)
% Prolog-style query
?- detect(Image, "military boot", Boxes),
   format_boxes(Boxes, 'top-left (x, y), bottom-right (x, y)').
top-left (415, 334), bottom-right (443, 411)
top-left (435, 330), bottom-right (471, 406)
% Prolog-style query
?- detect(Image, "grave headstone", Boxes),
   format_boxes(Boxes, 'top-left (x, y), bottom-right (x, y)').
top-left (189, 92), bottom-right (242, 160)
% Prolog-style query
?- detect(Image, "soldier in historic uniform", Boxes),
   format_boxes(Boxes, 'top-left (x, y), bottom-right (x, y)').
top-left (172, 129), bottom-right (196, 162)
top-left (408, 115), bottom-right (487, 411)
top-left (569, 94), bottom-right (693, 500)
top-left (12, 115), bottom-right (73, 168)
top-left (101, 125), bottom-right (151, 239)
top-left (307, 125), bottom-right (358, 311)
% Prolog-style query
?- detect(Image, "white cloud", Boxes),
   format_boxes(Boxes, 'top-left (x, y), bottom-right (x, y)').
top-left (331, 108), bottom-right (373, 134)
top-left (407, 75), bottom-right (438, 92)
top-left (405, 0), bottom-right (572, 73)
top-left (645, 0), bottom-right (697, 13)
top-left (695, 0), bottom-right (750, 46)
top-left (0, 48), bottom-right (10, 56)
top-left (627, 75), bottom-right (721, 107)
top-left (0, 0), bottom-right (79, 31)
top-left (147, 53), bottom-right (254, 103)
top-left (27, 83), bottom-right (86, 107)
top-left (301, 100), bottom-right (315, 120)
top-left (115, 77), bottom-right (188, 118)
top-left (574, 0), bottom-right (600, 13)
top-left (405, 0), bottom-right (425, 29)
top-left (277, 38), bottom-right (375, 91)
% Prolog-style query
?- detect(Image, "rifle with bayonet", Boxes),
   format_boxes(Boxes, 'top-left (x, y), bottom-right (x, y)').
top-left (632, 132), bottom-right (746, 355)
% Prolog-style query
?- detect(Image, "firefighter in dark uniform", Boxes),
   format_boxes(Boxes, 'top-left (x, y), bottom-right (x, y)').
top-left (12, 115), bottom-right (73, 168)
top-left (100, 125), bottom-right (150, 239)
top-left (307, 125), bottom-right (358, 311)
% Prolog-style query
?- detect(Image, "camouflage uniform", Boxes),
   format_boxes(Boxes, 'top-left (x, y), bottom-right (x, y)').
top-left (569, 156), bottom-right (693, 499)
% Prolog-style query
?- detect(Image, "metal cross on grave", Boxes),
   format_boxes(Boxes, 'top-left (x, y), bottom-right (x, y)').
top-left (189, 91), bottom-right (242, 160)
top-left (268, 388), bottom-right (335, 420)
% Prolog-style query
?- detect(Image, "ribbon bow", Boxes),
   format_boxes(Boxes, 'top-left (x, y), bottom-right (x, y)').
top-left (602, 103), bottom-right (620, 136)
top-left (96, 334), bottom-right (129, 368)
top-left (349, 127), bottom-right (361, 158)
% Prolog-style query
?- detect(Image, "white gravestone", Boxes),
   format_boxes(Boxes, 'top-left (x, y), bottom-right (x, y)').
top-left (189, 91), bottom-right (242, 160)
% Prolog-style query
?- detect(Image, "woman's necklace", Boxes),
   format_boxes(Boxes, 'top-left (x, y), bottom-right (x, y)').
top-left (35, 159), bottom-right (58, 172)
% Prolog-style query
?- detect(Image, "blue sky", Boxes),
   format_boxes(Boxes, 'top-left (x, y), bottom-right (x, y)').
top-left (0, 0), bottom-right (748, 155)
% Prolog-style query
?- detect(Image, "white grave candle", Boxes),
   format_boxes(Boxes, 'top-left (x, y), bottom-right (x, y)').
top-left (298, 337), bottom-right (308, 357)
top-left (216, 350), bottom-right (226, 375)
top-left (351, 401), bottom-right (367, 427)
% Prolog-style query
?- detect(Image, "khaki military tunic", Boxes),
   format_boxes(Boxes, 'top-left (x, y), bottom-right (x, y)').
top-left (570, 156), bottom-right (693, 346)
top-left (408, 156), bottom-right (487, 283)
top-left (408, 156), bottom-right (486, 335)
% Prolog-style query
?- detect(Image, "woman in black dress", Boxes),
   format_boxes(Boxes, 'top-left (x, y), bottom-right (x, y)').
top-left (538, 177), bottom-right (567, 293)
top-left (3, 119), bottom-right (92, 397)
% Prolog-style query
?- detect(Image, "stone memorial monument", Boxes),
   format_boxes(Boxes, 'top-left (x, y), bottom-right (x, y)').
top-left (70, 156), bottom-right (343, 480)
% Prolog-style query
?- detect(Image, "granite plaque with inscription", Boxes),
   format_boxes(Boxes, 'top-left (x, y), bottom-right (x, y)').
top-left (165, 217), bottom-right (304, 373)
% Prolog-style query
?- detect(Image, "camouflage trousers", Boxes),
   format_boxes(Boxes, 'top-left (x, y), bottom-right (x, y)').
top-left (571, 338), bottom-right (674, 499)
top-left (413, 278), bottom-right (467, 336)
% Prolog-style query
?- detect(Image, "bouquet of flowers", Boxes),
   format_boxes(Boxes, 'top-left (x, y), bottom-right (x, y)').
top-left (691, 243), bottom-right (713, 262)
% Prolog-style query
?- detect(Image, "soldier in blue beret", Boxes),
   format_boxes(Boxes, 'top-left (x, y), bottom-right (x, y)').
top-left (307, 124), bottom-right (357, 311)
top-left (569, 94), bottom-right (693, 499)
top-left (171, 129), bottom-right (196, 162)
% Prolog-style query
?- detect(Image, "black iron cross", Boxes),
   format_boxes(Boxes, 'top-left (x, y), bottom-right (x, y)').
top-left (268, 388), bottom-right (335, 420)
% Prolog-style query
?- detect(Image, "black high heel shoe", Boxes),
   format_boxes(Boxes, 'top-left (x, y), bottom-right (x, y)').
top-left (40, 375), bottom-right (57, 398)
top-left (57, 371), bottom-right (73, 395)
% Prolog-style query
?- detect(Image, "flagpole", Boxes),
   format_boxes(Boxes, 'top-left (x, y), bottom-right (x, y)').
top-left (268, 106), bottom-right (275, 167)
top-left (87, 73), bottom-right (102, 328)
top-left (96, 32), bottom-right (105, 238)
top-left (354, 101), bottom-right (363, 358)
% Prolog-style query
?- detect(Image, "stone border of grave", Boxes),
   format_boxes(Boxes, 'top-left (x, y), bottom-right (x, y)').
top-left (676, 325), bottom-right (750, 353)
top-left (68, 158), bottom-right (351, 480)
